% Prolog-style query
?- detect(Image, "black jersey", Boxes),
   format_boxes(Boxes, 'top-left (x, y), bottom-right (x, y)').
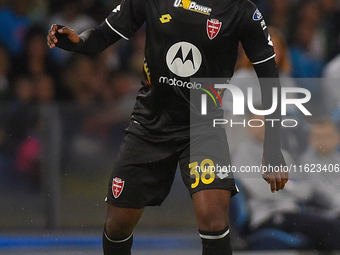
top-left (105, 0), bottom-right (275, 137)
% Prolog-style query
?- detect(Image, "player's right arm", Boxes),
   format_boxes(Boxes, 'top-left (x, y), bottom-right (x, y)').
top-left (47, 0), bottom-right (146, 55)
top-left (47, 23), bottom-right (121, 54)
top-left (47, 25), bottom-right (79, 49)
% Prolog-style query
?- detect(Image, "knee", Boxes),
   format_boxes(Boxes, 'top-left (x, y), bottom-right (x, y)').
top-left (105, 205), bottom-right (143, 240)
top-left (105, 216), bottom-right (134, 240)
top-left (193, 190), bottom-right (231, 232)
top-left (196, 205), bottom-right (230, 232)
top-left (198, 214), bottom-right (229, 232)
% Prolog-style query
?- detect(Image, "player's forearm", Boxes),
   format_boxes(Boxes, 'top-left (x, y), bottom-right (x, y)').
top-left (261, 79), bottom-right (282, 161)
top-left (55, 23), bottom-right (121, 55)
top-left (75, 28), bottom-right (110, 54)
top-left (253, 58), bottom-right (283, 163)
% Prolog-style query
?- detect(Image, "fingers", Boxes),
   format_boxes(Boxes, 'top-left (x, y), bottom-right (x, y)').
top-left (47, 25), bottom-right (79, 48)
top-left (57, 26), bottom-right (71, 34)
top-left (263, 172), bottom-right (280, 193)
top-left (57, 26), bottom-right (80, 44)
top-left (261, 156), bottom-right (289, 193)
top-left (47, 24), bottom-right (59, 49)
top-left (276, 171), bottom-right (285, 191)
top-left (282, 167), bottom-right (289, 185)
top-left (270, 174), bottom-right (278, 193)
top-left (262, 169), bottom-right (288, 193)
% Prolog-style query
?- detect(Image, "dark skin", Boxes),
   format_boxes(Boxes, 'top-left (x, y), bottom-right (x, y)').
top-left (104, 175), bottom-right (287, 239)
top-left (47, 23), bottom-right (288, 239)
top-left (47, 23), bottom-right (289, 191)
top-left (47, 24), bottom-right (80, 49)
top-left (262, 158), bottom-right (288, 193)
top-left (104, 189), bottom-right (232, 240)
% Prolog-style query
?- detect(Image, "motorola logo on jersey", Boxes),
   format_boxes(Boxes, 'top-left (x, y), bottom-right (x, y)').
top-left (159, 76), bottom-right (202, 89)
top-left (166, 42), bottom-right (202, 77)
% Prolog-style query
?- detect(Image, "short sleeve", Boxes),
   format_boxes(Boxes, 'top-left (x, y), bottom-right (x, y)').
top-left (105, 0), bottom-right (146, 40)
top-left (238, 1), bottom-right (275, 65)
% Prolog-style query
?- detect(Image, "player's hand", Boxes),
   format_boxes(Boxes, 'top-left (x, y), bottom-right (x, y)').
top-left (261, 157), bottom-right (288, 193)
top-left (47, 24), bottom-right (80, 49)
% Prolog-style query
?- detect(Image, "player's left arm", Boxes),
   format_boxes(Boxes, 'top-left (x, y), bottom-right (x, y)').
top-left (238, 2), bottom-right (288, 192)
top-left (254, 58), bottom-right (288, 193)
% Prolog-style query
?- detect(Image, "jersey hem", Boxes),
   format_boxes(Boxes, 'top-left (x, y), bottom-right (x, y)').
top-left (106, 197), bottom-right (147, 208)
top-left (189, 184), bottom-right (239, 197)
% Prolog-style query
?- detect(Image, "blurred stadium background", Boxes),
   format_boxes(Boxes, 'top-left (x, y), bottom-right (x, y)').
top-left (0, 0), bottom-right (340, 254)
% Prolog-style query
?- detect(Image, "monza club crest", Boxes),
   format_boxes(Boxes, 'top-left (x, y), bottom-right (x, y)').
top-left (112, 177), bottom-right (125, 198)
top-left (207, 18), bottom-right (222, 40)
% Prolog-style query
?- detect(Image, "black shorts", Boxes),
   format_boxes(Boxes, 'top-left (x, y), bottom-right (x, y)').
top-left (106, 127), bottom-right (238, 208)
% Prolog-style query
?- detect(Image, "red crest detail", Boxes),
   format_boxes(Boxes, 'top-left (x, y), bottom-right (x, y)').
top-left (112, 177), bottom-right (125, 198)
top-left (207, 19), bottom-right (222, 40)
